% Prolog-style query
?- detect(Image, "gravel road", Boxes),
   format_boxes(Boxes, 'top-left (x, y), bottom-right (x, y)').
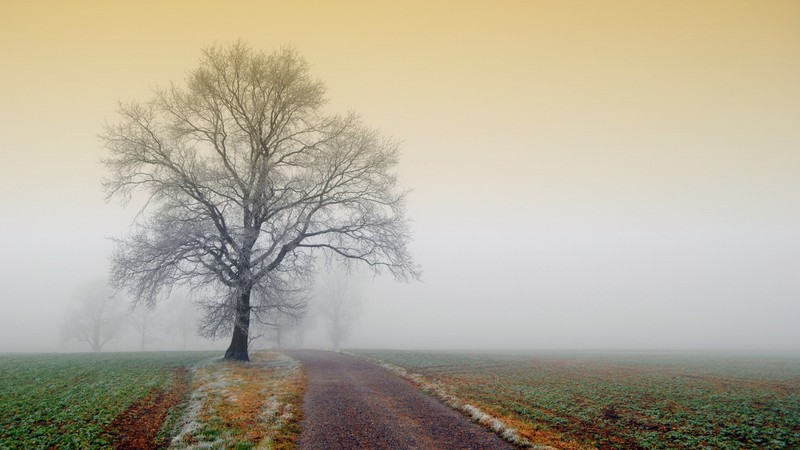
top-left (286, 350), bottom-right (515, 450)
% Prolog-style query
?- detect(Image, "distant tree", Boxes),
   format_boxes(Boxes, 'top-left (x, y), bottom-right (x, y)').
top-left (317, 270), bottom-right (363, 349)
top-left (60, 280), bottom-right (123, 352)
top-left (128, 304), bottom-right (162, 351)
top-left (290, 311), bottom-right (314, 348)
top-left (248, 281), bottom-right (307, 349)
top-left (167, 293), bottom-right (197, 350)
top-left (102, 42), bottom-right (419, 361)
top-left (264, 309), bottom-right (303, 348)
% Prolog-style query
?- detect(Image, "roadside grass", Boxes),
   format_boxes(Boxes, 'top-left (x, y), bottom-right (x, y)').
top-left (354, 350), bottom-right (800, 450)
top-left (0, 352), bottom-right (216, 449)
top-left (0, 351), bottom-right (305, 450)
top-left (170, 351), bottom-right (305, 450)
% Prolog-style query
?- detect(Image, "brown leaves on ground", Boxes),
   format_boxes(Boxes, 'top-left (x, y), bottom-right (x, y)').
top-left (457, 397), bottom-right (590, 450)
top-left (110, 367), bottom-right (189, 450)
top-left (206, 357), bottom-right (303, 445)
top-left (174, 351), bottom-right (306, 449)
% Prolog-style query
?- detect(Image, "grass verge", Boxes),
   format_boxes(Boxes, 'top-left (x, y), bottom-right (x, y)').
top-left (350, 352), bottom-right (568, 449)
top-left (169, 351), bottom-right (305, 450)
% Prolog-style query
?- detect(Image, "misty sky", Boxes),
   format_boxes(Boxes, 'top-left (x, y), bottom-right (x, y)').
top-left (1, 1), bottom-right (798, 351)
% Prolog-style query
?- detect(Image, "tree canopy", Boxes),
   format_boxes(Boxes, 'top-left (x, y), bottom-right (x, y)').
top-left (102, 42), bottom-right (419, 360)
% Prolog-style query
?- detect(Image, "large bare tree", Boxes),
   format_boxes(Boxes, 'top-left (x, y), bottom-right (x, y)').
top-left (102, 42), bottom-right (418, 360)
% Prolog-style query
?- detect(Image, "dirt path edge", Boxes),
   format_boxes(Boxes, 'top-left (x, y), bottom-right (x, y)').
top-left (109, 367), bottom-right (190, 450)
top-left (344, 351), bottom-right (558, 450)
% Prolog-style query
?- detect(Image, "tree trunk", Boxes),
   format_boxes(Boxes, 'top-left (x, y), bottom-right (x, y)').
top-left (224, 288), bottom-right (251, 361)
top-left (140, 315), bottom-right (146, 351)
top-left (92, 322), bottom-right (102, 352)
top-left (331, 317), bottom-right (341, 350)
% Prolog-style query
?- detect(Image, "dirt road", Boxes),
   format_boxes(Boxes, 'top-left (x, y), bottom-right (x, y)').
top-left (286, 350), bottom-right (515, 450)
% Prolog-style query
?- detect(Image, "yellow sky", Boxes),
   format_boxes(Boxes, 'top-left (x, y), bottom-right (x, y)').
top-left (1, 0), bottom-right (798, 227)
top-left (1, 1), bottom-right (799, 350)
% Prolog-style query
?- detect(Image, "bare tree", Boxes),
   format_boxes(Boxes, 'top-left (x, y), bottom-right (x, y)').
top-left (317, 270), bottom-right (363, 349)
top-left (167, 293), bottom-right (196, 350)
top-left (265, 308), bottom-right (303, 348)
top-left (102, 42), bottom-right (419, 360)
top-left (128, 304), bottom-right (162, 351)
top-left (245, 278), bottom-right (308, 350)
top-left (60, 280), bottom-right (123, 352)
top-left (290, 311), bottom-right (314, 348)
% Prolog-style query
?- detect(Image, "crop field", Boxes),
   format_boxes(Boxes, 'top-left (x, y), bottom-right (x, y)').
top-left (0, 352), bottom-right (217, 449)
top-left (356, 350), bottom-right (800, 449)
top-left (0, 351), bottom-right (304, 449)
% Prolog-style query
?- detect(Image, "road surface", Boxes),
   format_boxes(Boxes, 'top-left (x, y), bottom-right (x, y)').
top-left (286, 350), bottom-right (515, 450)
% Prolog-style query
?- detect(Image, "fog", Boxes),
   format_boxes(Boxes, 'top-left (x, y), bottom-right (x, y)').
top-left (1, 1), bottom-right (798, 352)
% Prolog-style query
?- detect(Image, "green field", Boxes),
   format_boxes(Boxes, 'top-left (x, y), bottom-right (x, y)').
top-left (0, 352), bottom-right (217, 449)
top-left (356, 350), bottom-right (800, 449)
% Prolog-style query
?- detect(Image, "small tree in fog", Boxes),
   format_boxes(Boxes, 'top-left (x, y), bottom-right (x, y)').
top-left (317, 270), bottom-right (363, 349)
top-left (168, 293), bottom-right (196, 350)
top-left (291, 312), bottom-right (314, 348)
top-left (246, 282), bottom-right (307, 349)
top-left (128, 304), bottom-right (162, 351)
top-left (102, 42), bottom-right (419, 361)
top-left (264, 309), bottom-right (303, 348)
top-left (60, 280), bottom-right (122, 352)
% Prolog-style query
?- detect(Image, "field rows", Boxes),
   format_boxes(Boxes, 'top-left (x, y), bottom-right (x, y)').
top-left (356, 350), bottom-right (800, 449)
top-left (0, 352), bottom-right (304, 449)
top-left (4, 350), bottom-right (799, 449)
